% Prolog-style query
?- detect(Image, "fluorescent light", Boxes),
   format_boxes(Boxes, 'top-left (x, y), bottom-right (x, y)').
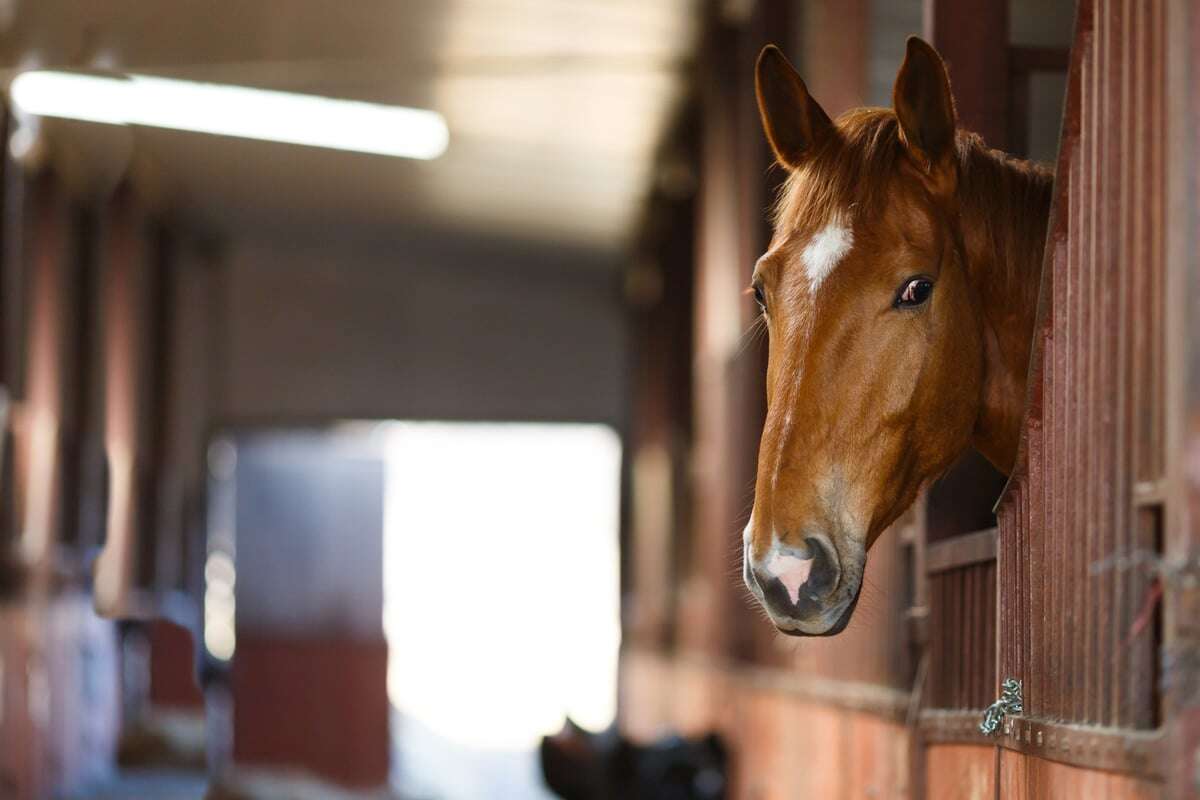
top-left (10, 71), bottom-right (132, 126)
top-left (9, 70), bottom-right (449, 160)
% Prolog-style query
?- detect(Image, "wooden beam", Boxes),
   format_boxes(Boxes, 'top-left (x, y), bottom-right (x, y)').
top-left (921, 710), bottom-right (1165, 779)
top-left (926, 528), bottom-right (998, 574)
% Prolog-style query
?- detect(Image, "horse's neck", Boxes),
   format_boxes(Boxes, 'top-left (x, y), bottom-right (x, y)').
top-left (958, 144), bottom-right (1055, 473)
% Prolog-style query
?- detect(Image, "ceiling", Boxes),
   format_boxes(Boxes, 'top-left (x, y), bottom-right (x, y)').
top-left (0, 0), bottom-right (701, 249)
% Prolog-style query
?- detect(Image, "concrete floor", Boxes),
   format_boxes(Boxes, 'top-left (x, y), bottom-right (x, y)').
top-left (68, 768), bottom-right (209, 800)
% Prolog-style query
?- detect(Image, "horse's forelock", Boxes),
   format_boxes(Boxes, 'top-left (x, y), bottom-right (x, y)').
top-left (771, 108), bottom-right (903, 237)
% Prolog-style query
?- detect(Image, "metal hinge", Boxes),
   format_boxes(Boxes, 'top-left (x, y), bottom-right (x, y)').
top-left (979, 678), bottom-right (1023, 736)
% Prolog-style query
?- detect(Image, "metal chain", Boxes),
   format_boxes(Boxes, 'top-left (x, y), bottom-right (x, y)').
top-left (979, 678), bottom-right (1023, 736)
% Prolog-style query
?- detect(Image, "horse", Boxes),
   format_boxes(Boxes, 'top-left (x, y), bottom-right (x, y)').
top-left (742, 37), bottom-right (1054, 636)
top-left (540, 718), bottom-right (728, 800)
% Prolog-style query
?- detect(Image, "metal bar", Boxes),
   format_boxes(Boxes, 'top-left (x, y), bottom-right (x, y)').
top-left (986, 560), bottom-right (997, 712)
top-left (1072, 28), bottom-right (1091, 725)
top-left (1111, 0), bottom-right (1133, 730)
top-left (1095, 0), bottom-right (1118, 728)
top-left (1083, 0), bottom-right (1101, 724)
top-left (966, 563), bottom-right (976, 709)
top-left (1021, 483), bottom-right (1031, 718)
top-left (953, 568), bottom-right (964, 708)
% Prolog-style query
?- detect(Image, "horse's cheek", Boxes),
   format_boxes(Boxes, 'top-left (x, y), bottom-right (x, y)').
top-left (943, 301), bottom-right (985, 420)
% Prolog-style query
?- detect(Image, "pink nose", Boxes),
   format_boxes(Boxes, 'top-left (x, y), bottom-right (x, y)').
top-left (762, 552), bottom-right (813, 604)
top-left (748, 537), bottom-right (840, 621)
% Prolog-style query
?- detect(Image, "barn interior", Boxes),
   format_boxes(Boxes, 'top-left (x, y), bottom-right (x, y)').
top-left (1, 0), bottom-right (1196, 799)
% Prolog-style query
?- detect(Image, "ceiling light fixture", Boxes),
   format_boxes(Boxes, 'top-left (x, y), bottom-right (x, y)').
top-left (9, 70), bottom-right (449, 160)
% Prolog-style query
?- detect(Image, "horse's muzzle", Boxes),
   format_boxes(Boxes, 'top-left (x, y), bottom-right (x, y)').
top-left (745, 535), bottom-right (851, 635)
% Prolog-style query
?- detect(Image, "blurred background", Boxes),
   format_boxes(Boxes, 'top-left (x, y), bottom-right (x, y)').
top-left (0, 0), bottom-right (1138, 798)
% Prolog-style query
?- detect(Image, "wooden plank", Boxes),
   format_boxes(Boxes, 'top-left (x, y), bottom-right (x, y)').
top-left (999, 749), bottom-right (1163, 799)
top-left (925, 744), bottom-right (995, 800)
top-left (925, 528), bottom-right (998, 574)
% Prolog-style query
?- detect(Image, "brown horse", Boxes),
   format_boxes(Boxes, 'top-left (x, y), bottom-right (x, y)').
top-left (742, 38), bottom-right (1054, 636)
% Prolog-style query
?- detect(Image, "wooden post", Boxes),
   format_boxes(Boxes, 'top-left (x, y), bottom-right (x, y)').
top-left (801, 0), bottom-right (870, 117)
top-left (1165, 0), bottom-right (1200, 794)
top-left (92, 186), bottom-right (164, 619)
top-left (924, 0), bottom-right (1010, 150)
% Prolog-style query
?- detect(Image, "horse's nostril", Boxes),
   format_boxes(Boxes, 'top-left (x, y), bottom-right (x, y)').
top-left (801, 536), bottom-right (838, 596)
top-left (753, 536), bottom-right (839, 619)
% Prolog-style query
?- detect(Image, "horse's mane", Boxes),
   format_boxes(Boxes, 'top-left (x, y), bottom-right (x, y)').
top-left (772, 107), bottom-right (1054, 290)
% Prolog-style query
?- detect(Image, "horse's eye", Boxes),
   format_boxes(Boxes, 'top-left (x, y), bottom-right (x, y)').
top-left (895, 276), bottom-right (934, 308)
top-left (752, 282), bottom-right (767, 313)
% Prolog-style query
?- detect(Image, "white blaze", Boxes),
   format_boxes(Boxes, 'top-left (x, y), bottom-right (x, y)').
top-left (802, 217), bottom-right (854, 289)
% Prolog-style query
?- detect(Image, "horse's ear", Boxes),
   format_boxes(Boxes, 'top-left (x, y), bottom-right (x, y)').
top-left (893, 37), bottom-right (957, 189)
top-left (755, 45), bottom-right (834, 169)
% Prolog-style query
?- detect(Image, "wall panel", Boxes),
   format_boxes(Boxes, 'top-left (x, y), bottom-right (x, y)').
top-left (997, 0), bottom-right (1164, 737)
top-left (621, 648), bottom-right (910, 800)
top-left (999, 750), bottom-right (1161, 798)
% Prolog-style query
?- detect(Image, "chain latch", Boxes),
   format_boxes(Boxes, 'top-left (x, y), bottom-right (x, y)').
top-left (979, 677), bottom-right (1023, 736)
